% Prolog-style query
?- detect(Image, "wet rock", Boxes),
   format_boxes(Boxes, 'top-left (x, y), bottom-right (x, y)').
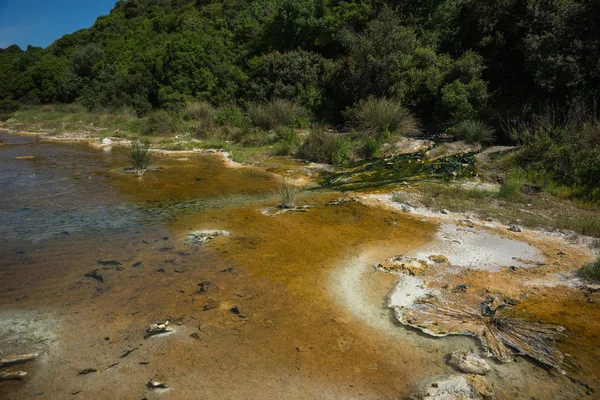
top-left (144, 321), bottom-right (173, 338)
top-left (412, 374), bottom-right (484, 399)
top-left (428, 255), bottom-right (449, 265)
top-left (460, 219), bottom-right (475, 228)
top-left (186, 230), bottom-right (231, 245)
top-left (509, 224), bottom-right (522, 233)
top-left (376, 255), bottom-right (428, 276)
top-left (84, 270), bottom-right (104, 283)
top-left (447, 352), bottom-right (491, 375)
top-left (387, 137), bottom-right (434, 156)
top-left (440, 208), bottom-right (450, 215)
top-left (452, 284), bottom-right (468, 292)
top-left (78, 368), bottom-right (97, 375)
top-left (425, 141), bottom-right (482, 161)
top-left (400, 203), bottom-right (414, 213)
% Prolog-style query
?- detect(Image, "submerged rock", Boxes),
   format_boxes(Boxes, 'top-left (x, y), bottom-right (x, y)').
top-left (447, 352), bottom-right (491, 375)
top-left (185, 230), bottom-right (231, 245)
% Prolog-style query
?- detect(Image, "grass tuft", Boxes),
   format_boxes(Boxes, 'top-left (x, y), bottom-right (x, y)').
top-left (128, 140), bottom-right (152, 172)
top-left (248, 99), bottom-right (308, 130)
top-left (577, 258), bottom-right (600, 281)
top-left (278, 178), bottom-right (298, 209)
top-left (452, 119), bottom-right (495, 144)
top-left (349, 97), bottom-right (419, 140)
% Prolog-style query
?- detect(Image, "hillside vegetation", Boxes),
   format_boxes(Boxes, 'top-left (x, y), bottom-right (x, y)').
top-left (1, 0), bottom-right (599, 199)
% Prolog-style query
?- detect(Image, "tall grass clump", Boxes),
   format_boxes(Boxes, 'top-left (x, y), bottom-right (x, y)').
top-left (143, 110), bottom-right (179, 136)
top-left (349, 97), bottom-right (419, 140)
top-left (577, 257), bottom-right (600, 281)
top-left (248, 99), bottom-right (308, 130)
top-left (297, 128), bottom-right (353, 165)
top-left (452, 119), bottom-right (495, 144)
top-left (128, 140), bottom-right (152, 172)
top-left (278, 178), bottom-right (298, 209)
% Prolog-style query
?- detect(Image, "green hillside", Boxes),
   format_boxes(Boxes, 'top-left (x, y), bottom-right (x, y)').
top-left (1, 0), bottom-right (599, 198)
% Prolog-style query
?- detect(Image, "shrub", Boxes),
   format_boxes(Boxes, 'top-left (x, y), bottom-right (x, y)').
top-left (360, 137), bottom-right (383, 159)
top-left (504, 102), bottom-right (600, 197)
top-left (185, 101), bottom-right (217, 124)
top-left (239, 130), bottom-right (271, 147)
top-left (0, 98), bottom-right (22, 114)
top-left (297, 128), bottom-right (354, 165)
top-left (217, 105), bottom-right (245, 127)
top-left (577, 258), bottom-right (600, 281)
top-left (273, 126), bottom-right (302, 156)
top-left (128, 140), bottom-right (152, 172)
top-left (452, 119), bottom-right (495, 144)
top-left (349, 97), bottom-right (419, 140)
top-left (143, 110), bottom-right (179, 136)
top-left (278, 178), bottom-right (298, 209)
top-left (248, 99), bottom-right (309, 130)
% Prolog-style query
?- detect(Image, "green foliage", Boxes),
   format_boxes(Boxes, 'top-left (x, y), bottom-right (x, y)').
top-left (349, 98), bottom-right (419, 140)
top-left (506, 103), bottom-right (600, 198)
top-left (577, 258), bottom-right (600, 282)
top-left (452, 120), bottom-right (495, 144)
top-left (216, 104), bottom-right (245, 127)
top-left (297, 129), bottom-right (353, 165)
top-left (128, 140), bottom-right (153, 171)
top-left (248, 50), bottom-right (331, 111)
top-left (143, 110), bottom-right (179, 136)
top-left (0, 0), bottom-right (598, 152)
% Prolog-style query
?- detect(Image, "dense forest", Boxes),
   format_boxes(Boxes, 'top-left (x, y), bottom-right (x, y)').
top-left (1, 0), bottom-right (599, 197)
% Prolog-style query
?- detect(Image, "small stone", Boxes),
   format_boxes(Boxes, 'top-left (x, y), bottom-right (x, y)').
top-left (440, 208), bottom-right (449, 215)
top-left (447, 352), bottom-right (491, 375)
top-left (508, 224), bottom-right (522, 233)
top-left (147, 380), bottom-right (168, 389)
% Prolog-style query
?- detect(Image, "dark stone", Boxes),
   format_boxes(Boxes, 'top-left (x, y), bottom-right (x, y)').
top-left (84, 270), bottom-right (104, 283)
top-left (155, 268), bottom-right (166, 273)
top-left (132, 261), bottom-right (142, 268)
top-left (78, 368), bottom-right (97, 375)
top-left (97, 260), bottom-right (122, 266)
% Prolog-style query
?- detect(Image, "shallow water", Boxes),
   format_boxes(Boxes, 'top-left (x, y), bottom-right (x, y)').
top-left (0, 131), bottom-right (597, 399)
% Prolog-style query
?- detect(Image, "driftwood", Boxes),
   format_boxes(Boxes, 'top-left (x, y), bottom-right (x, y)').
top-left (0, 353), bottom-right (38, 367)
top-left (399, 297), bottom-right (566, 372)
top-left (0, 371), bottom-right (27, 381)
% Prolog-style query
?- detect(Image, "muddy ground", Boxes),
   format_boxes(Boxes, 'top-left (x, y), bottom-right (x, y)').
top-left (1, 131), bottom-right (599, 399)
